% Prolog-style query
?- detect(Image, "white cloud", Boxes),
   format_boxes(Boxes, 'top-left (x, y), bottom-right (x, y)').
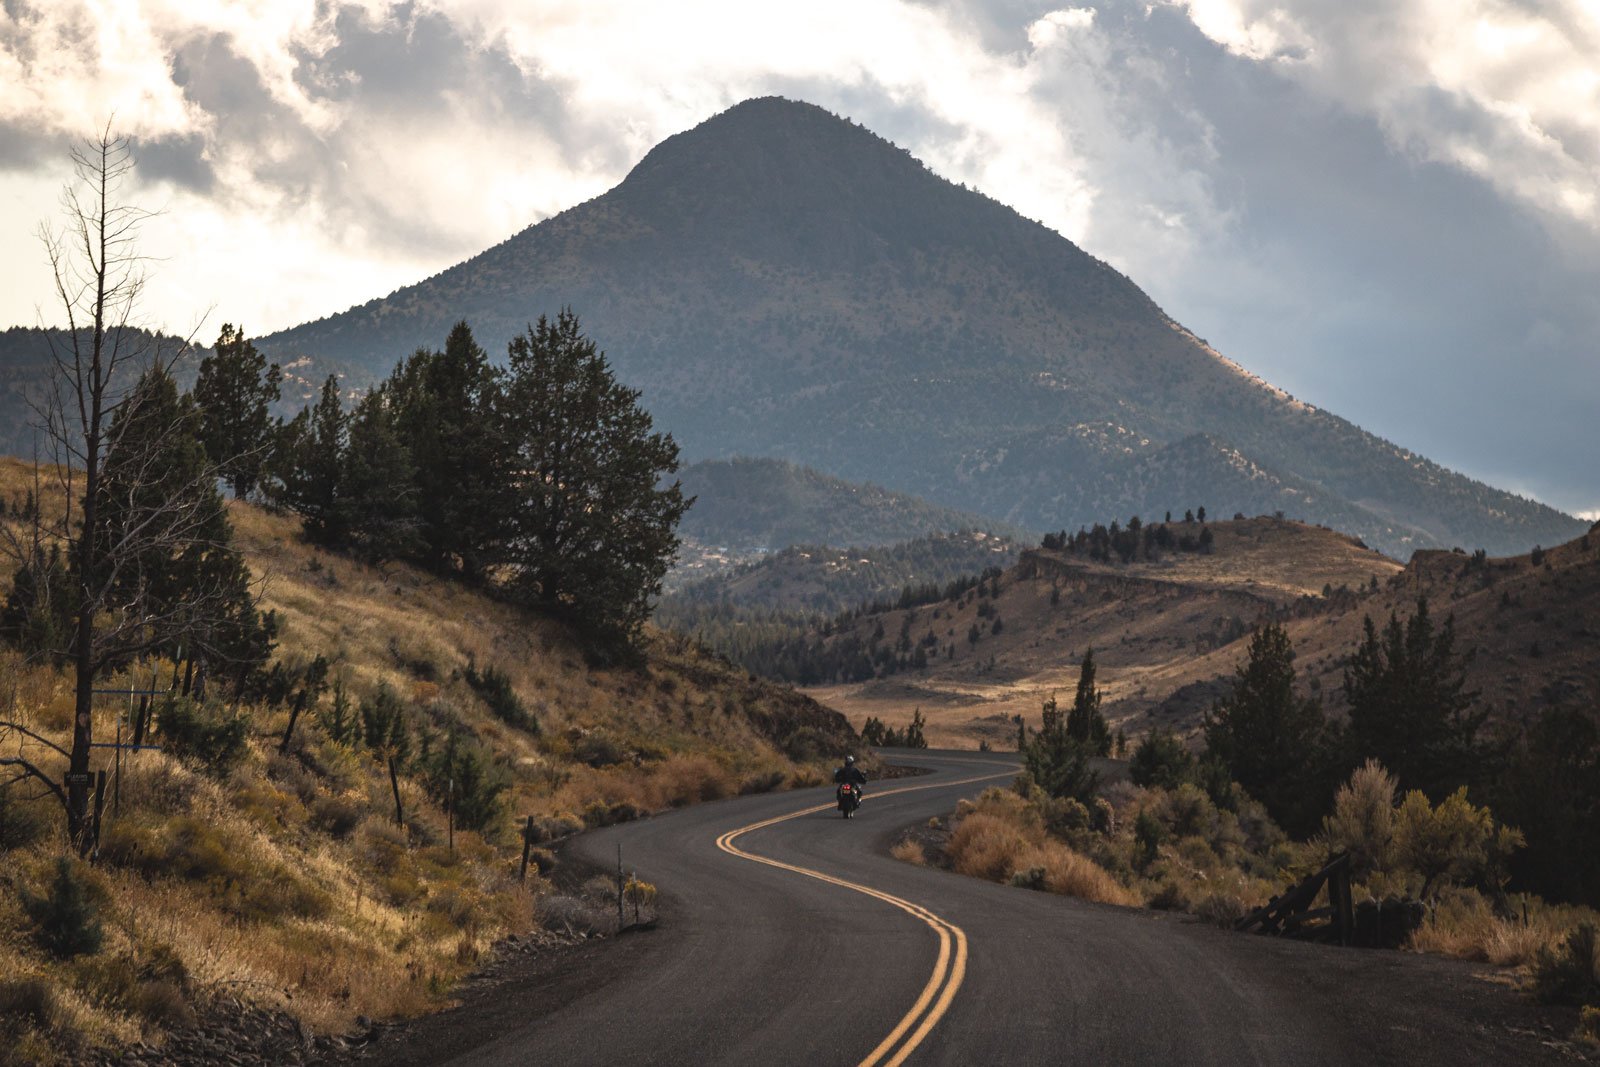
top-left (1165, 0), bottom-right (1600, 230)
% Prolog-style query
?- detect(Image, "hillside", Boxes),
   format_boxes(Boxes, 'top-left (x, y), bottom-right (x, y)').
top-left (663, 530), bottom-right (1019, 618)
top-left (0, 457), bottom-right (855, 1063)
top-left (242, 97), bottom-right (1584, 559)
top-left (677, 456), bottom-right (1026, 549)
top-left (669, 457), bottom-right (1027, 585)
top-left (796, 515), bottom-right (1598, 750)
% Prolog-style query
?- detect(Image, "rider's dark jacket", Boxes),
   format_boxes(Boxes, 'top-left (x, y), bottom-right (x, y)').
top-left (834, 764), bottom-right (867, 787)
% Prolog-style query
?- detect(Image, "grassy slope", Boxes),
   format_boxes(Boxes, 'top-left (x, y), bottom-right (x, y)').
top-left (0, 458), bottom-right (855, 1063)
top-left (810, 515), bottom-right (1600, 748)
top-left (806, 517), bottom-right (1404, 746)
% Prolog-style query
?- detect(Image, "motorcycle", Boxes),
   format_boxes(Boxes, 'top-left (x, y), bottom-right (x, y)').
top-left (837, 781), bottom-right (862, 819)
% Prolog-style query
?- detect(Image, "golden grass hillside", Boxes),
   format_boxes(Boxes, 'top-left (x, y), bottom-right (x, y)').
top-left (807, 516), bottom-right (1402, 746)
top-left (0, 457), bottom-right (856, 1064)
top-left (807, 516), bottom-right (1598, 748)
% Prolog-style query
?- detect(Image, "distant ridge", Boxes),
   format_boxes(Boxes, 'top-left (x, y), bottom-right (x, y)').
top-left (153, 98), bottom-right (1596, 557)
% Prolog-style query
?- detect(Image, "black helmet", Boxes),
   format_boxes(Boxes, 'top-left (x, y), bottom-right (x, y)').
top-left (845, 755), bottom-right (856, 765)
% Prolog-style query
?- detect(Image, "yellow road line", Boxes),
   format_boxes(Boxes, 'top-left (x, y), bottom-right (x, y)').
top-left (714, 770), bottom-right (1011, 1066)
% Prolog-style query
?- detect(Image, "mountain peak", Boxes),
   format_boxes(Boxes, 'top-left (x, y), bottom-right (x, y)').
top-left (248, 103), bottom-right (1586, 558)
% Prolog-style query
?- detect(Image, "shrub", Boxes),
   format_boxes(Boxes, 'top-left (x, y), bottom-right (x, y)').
top-left (1194, 889), bottom-right (1250, 927)
top-left (581, 799), bottom-right (646, 828)
top-left (463, 661), bottom-right (539, 734)
top-left (1393, 787), bottom-right (1522, 899)
top-left (572, 730), bottom-right (629, 768)
top-left (1533, 923), bottom-right (1600, 1006)
top-left (1134, 809), bottom-right (1166, 870)
top-left (422, 734), bottom-right (510, 833)
top-left (738, 769), bottom-right (787, 796)
top-left (155, 695), bottom-right (249, 776)
top-left (23, 857), bottom-right (103, 959)
top-left (891, 838), bottom-right (927, 865)
top-left (309, 793), bottom-right (366, 838)
top-left (948, 810), bottom-right (1033, 882)
top-left (0, 976), bottom-right (64, 1031)
top-left (1322, 760), bottom-right (1397, 880)
top-left (536, 894), bottom-right (611, 936)
top-left (0, 786), bottom-right (51, 850)
top-left (132, 979), bottom-right (195, 1029)
top-left (1130, 728), bottom-right (1194, 790)
top-left (526, 811), bottom-right (584, 843)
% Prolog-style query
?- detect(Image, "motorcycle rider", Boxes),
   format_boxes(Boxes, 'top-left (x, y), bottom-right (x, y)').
top-left (834, 754), bottom-right (867, 806)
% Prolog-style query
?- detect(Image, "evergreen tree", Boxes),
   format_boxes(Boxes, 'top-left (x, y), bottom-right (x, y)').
top-left (1065, 648), bottom-right (1112, 756)
top-left (97, 368), bottom-right (274, 680)
top-left (0, 544), bottom-right (73, 661)
top-left (1492, 705), bottom-right (1600, 906)
top-left (1344, 597), bottom-right (1486, 799)
top-left (385, 322), bottom-right (506, 579)
top-left (1203, 622), bottom-right (1329, 836)
top-left (496, 310), bottom-right (689, 652)
top-left (191, 324), bottom-right (281, 499)
top-left (271, 375), bottom-right (346, 544)
top-left (1022, 693), bottom-right (1098, 802)
top-left (335, 387), bottom-right (420, 563)
top-left (1130, 727), bottom-right (1195, 790)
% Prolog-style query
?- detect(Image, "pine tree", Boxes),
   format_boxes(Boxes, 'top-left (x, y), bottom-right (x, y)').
top-left (1023, 693), bottom-right (1098, 801)
top-left (496, 310), bottom-right (689, 653)
top-left (1065, 648), bottom-right (1112, 756)
top-left (271, 375), bottom-right (347, 544)
top-left (335, 387), bottom-right (420, 563)
top-left (1344, 597), bottom-right (1486, 799)
top-left (191, 324), bottom-right (281, 499)
top-left (385, 322), bottom-right (506, 579)
top-left (0, 544), bottom-right (73, 660)
top-left (1202, 622), bottom-right (1329, 836)
top-left (97, 368), bottom-right (274, 681)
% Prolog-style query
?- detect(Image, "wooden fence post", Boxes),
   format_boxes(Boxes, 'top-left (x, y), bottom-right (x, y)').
top-left (519, 815), bottom-right (534, 884)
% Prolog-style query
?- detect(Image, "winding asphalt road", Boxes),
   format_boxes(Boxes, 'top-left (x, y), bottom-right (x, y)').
top-left (377, 751), bottom-right (1576, 1066)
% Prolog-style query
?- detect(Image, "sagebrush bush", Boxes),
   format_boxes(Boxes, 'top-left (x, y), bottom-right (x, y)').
top-left (1322, 759), bottom-right (1396, 879)
top-left (1533, 923), bottom-right (1600, 1006)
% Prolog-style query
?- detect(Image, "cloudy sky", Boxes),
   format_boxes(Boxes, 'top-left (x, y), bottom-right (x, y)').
top-left (2, 0), bottom-right (1596, 517)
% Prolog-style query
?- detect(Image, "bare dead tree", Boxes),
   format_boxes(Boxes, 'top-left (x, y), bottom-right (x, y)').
top-left (0, 128), bottom-right (266, 851)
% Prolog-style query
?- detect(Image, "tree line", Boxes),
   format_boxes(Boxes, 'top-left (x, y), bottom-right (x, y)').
top-left (0, 131), bottom-right (687, 851)
top-left (1020, 598), bottom-right (1600, 908)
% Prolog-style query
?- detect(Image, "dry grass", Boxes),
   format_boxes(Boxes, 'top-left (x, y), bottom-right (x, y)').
top-left (946, 790), bottom-right (1137, 907)
top-left (0, 458), bottom-right (850, 1062)
top-left (1411, 890), bottom-right (1598, 969)
top-left (890, 838), bottom-right (926, 865)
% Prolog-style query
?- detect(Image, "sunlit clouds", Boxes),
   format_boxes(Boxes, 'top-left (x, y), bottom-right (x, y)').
top-left (0, 0), bottom-right (1596, 516)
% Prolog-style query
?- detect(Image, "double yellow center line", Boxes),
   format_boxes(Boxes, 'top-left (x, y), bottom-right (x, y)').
top-left (713, 770), bottom-right (1012, 1066)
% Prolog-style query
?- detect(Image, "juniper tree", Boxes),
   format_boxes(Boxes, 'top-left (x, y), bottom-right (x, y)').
top-left (1022, 693), bottom-right (1098, 802)
top-left (334, 386), bottom-right (420, 563)
top-left (1065, 648), bottom-right (1111, 756)
top-left (384, 322), bottom-right (506, 579)
top-left (191, 323), bottom-right (280, 499)
top-left (1344, 597), bottom-right (1485, 799)
top-left (496, 310), bottom-right (689, 654)
top-left (270, 375), bottom-right (346, 544)
top-left (1202, 622), bottom-right (1329, 836)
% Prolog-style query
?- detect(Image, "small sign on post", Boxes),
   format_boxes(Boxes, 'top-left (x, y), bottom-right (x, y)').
top-left (63, 771), bottom-right (92, 787)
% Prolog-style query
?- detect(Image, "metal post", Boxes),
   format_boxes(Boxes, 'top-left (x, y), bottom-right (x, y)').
top-left (113, 715), bottom-right (122, 817)
top-left (447, 776), bottom-right (454, 854)
top-left (616, 844), bottom-right (625, 930)
top-left (519, 815), bottom-right (534, 884)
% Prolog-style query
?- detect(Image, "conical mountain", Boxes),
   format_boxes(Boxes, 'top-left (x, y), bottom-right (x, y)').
top-left (260, 97), bottom-right (1584, 558)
